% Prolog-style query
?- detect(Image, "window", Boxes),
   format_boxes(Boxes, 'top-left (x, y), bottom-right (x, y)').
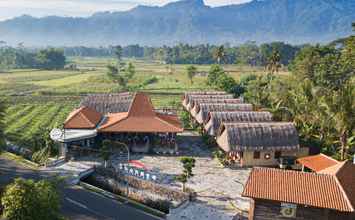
top-left (253, 151), bottom-right (260, 159)
top-left (275, 151), bottom-right (282, 159)
top-left (264, 153), bottom-right (271, 160)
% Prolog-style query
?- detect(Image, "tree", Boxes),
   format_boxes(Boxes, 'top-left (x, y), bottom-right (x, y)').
top-left (100, 140), bottom-right (112, 168)
top-left (107, 64), bottom-right (128, 89)
top-left (125, 62), bottom-right (136, 80)
top-left (0, 99), bottom-right (6, 151)
top-left (176, 157), bottom-right (195, 192)
top-left (1, 178), bottom-right (62, 220)
top-left (215, 73), bottom-right (237, 93)
top-left (186, 65), bottom-right (197, 84)
top-left (324, 83), bottom-right (355, 160)
top-left (32, 128), bottom-right (59, 165)
top-left (114, 45), bottom-right (123, 62)
top-left (266, 50), bottom-right (282, 74)
top-left (213, 46), bottom-right (226, 64)
top-left (36, 48), bottom-right (66, 70)
top-left (207, 65), bottom-right (224, 86)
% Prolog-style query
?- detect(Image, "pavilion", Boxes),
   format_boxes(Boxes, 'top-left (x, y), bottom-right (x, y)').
top-left (51, 92), bottom-right (183, 157)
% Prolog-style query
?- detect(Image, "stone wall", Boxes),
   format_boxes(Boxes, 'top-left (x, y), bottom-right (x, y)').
top-left (88, 167), bottom-right (190, 208)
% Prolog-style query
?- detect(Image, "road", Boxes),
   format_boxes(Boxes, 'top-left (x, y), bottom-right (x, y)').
top-left (0, 156), bottom-right (162, 220)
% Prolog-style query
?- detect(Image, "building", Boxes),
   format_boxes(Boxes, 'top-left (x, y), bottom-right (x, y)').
top-left (194, 103), bottom-right (253, 124)
top-left (182, 91), bottom-right (233, 111)
top-left (204, 111), bottom-right (273, 137)
top-left (216, 122), bottom-right (308, 167)
top-left (296, 153), bottom-right (340, 172)
top-left (189, 98), bottom-right (243, 117)
top-left (242, 160), bottom-right (355, 220)
top-left (51, 92), bottom-right (183, 157)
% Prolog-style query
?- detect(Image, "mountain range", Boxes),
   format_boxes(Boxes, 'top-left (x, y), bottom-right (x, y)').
top-left (0, 0), bottom-right (354, 46)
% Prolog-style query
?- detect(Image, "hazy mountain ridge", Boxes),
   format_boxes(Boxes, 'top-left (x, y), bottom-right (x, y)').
top-left (0, 0), bottom-right (354, 46)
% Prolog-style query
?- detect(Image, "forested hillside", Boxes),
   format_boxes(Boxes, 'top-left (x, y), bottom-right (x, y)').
top-left (0, 0), bottom-right (354, 46)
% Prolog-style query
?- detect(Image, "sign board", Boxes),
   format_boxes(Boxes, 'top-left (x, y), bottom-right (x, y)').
top-left (50, 128), bottom-right (63, 141)
top-left (118, 163), bottom-right (159, 182)
top-left (280, 203), bottom-right (297, 218)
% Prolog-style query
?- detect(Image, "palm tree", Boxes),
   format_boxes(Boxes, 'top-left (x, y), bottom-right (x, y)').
top-left (266, 50), bottom-right (282, 74)
top-left (186, 65), bottom-right (197, 84)
top-left (324, 83), bottom-right (354, 160)
top-left (213, 46), bottom-right (226, 64)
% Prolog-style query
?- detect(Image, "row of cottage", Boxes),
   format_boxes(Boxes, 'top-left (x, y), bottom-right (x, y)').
top-left (182, 91), bottom-right (308, 167)
top-left (183, 91), bottom-right (355, 220)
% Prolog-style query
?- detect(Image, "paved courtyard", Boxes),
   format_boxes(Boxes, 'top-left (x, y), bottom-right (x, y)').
top-left (66, 131), bottom-right (251, 219)
top-left (127, 131), bottom-right (251, 219)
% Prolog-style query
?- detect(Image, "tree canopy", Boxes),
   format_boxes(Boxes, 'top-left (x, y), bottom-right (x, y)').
top-left (1, 178), bottom-right (62, 220)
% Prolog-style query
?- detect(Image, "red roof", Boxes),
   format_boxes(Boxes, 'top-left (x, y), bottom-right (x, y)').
top-left (242, 162), bottom-right (355, 212)
top-left (64, 106), bottom-right (102, 129)
top-left (98, 93), bottom-right (183, 133)
top-left (297, 154), bottom-right (340, 172)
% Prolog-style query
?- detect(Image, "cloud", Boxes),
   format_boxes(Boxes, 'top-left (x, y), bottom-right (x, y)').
top-left (0, 0), bottom-right (252, 20)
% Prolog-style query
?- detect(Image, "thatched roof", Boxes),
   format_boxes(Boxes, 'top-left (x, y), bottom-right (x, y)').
top-left (183, 94), bottom-right (234, 110)
top-left (190, 98), bottom-right (243, 116)
top-left (204, 111), bottom-right (273, 136)
top-left (194, 103), bottom-right (253, 124)
top-left (216, 122), bottom-right (299, 152)
top-left (80, 93), bottom-right (133, 114)
top-left (182, 91), bottom-right (228, 108)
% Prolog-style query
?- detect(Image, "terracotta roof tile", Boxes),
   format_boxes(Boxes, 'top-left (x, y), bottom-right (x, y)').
top-left (297, 154), bottom-right (340, 172)
top-left (64, 106), bottom-right (102, 129)
top-left (242, 166), bottom-right (355, 212)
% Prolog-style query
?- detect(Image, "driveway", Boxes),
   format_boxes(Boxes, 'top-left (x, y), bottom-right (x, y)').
top-left (0, 156), bottom-right (162, 220)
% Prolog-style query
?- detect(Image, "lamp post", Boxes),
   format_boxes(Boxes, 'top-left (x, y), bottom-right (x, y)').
top-left (114, 141), bottom-right (130, 203)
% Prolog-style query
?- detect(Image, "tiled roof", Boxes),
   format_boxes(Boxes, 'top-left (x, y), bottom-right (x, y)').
top-left (98, 93), bottom-right (183, 133)
top-left (64, 106), bottom-right (102, 129)
top-left (297, 154), bottom-right (339, 172)
top-left (242, 164), bottom-right (355, 212)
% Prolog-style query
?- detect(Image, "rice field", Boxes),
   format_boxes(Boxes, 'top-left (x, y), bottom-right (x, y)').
top-left (1, 56), bottom-right (289, 147)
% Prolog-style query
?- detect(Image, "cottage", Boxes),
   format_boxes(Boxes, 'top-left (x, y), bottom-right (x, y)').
top-left (216, 122), bottom-right (308, 167)
top-left (194, 104), bottom-right (253, 124)
top-left (182, 91), bottom-right (227, 109)
top-left (182, 92), bottom-right (233, 111)
top-left (242, 161), bottom-right (355, 220)
top-left (189, 98), bottom-right (243, 117)
top-left (204, 111), bottom-right (273, 136)
top-left (52, 92), bottom-right (183, 156)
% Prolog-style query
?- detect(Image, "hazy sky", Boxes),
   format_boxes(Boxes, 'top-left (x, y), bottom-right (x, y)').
top-left (0, 0), bottom-right (252, 21)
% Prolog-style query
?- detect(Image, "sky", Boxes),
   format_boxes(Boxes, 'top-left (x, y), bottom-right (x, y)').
top-left (0, 0), bottom-right (252, 21)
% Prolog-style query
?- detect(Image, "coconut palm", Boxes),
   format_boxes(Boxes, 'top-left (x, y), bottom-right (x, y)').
top-left (266, 50), bottom-right (282, 74)
top-left (324, 83), bottom-right (355, 160)
top-left (213, 46), bottom-right (226, 64)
